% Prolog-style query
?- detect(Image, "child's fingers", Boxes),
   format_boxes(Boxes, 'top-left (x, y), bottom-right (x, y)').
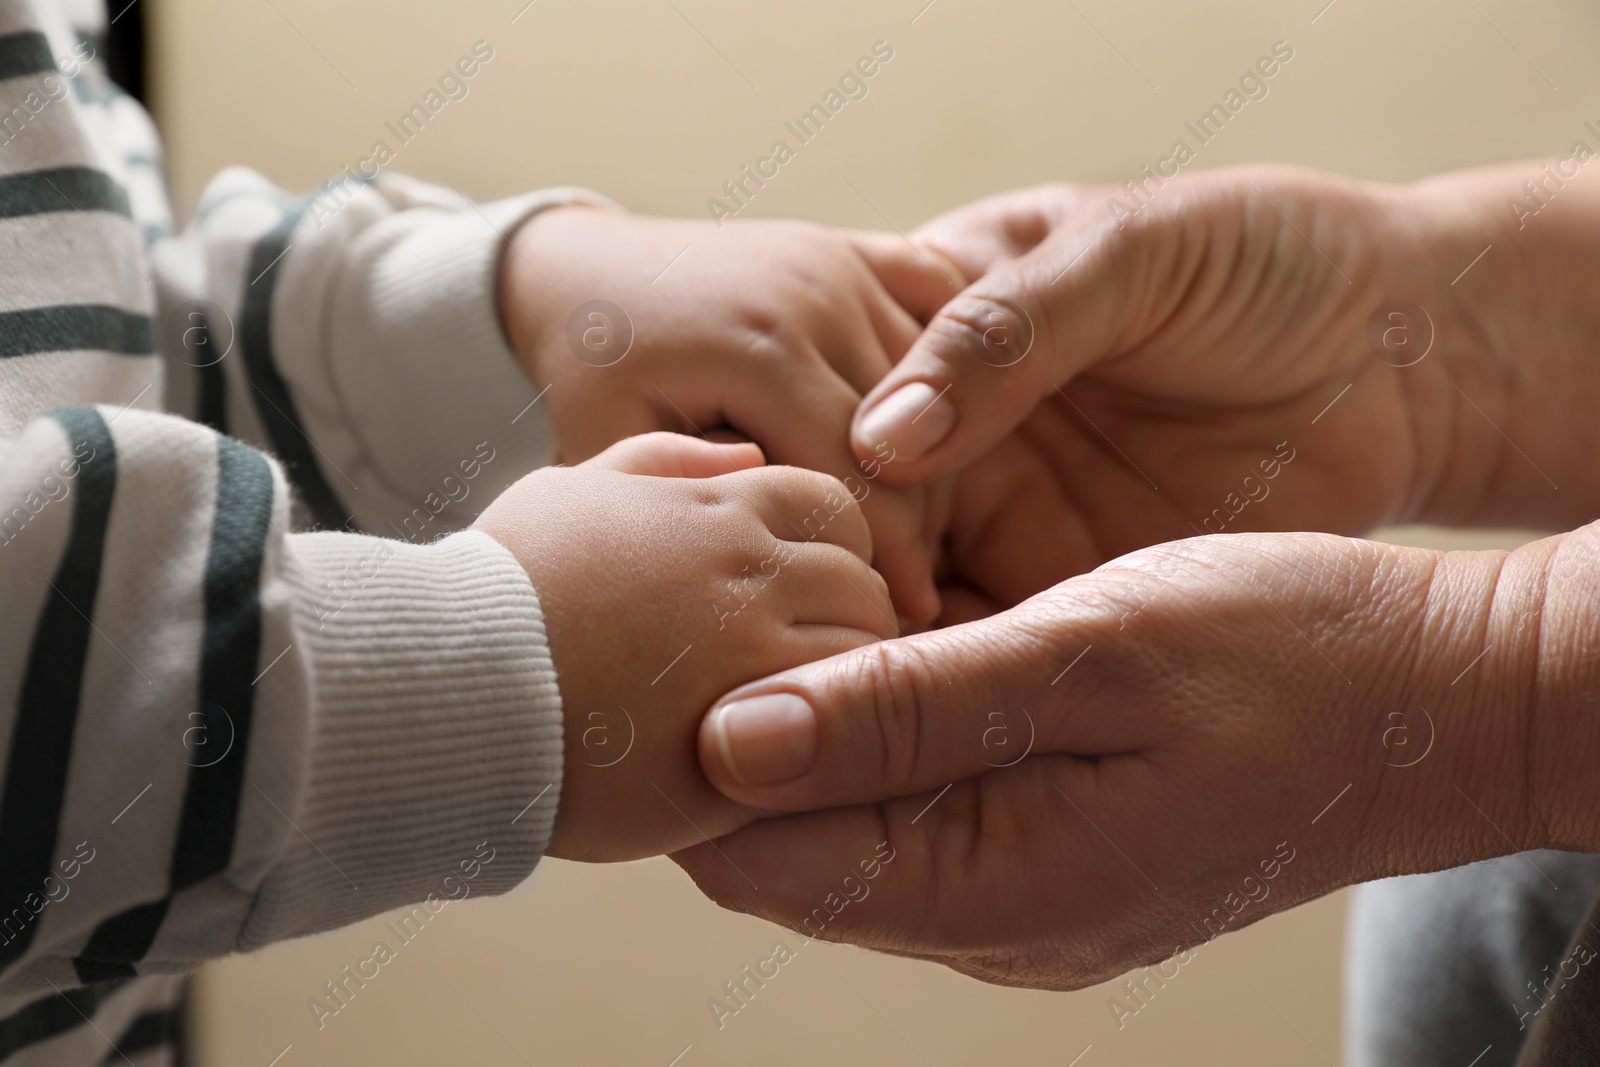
top-left (718, 354), bottom-right (939, 623)
top-left (860, 287), bottom-right (927, 367)
top-left (728, 466), bottom-right (874, 563)
top-left (773, 545), bottom-right (898, 640)
top-left (581, 432), bottom-right (764, 478)
top-left (806, 265), bottom-right (917, 388)
top-left (846, 229), bottom-right (967, 325)
top-left (843, 243), bottom-right (943, 368)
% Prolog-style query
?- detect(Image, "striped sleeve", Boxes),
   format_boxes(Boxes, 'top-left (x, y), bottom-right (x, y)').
top-left (153, 170), bottom-right (619, 538)
top-left (0, 1), bottom-right (589, 1050)
top-left (0, 404), bottom-right (562, 1009)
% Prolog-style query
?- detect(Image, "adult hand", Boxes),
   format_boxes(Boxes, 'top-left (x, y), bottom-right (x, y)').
top-left (862, 165), bottom-right (1600, 618)
top-left (676, 525), bottom-right (1600, 989)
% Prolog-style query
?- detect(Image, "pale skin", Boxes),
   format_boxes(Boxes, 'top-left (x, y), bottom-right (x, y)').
top-left (473, 432), bottom-right (897, 863)
top-left (498, 207), bottom-right (959, 624)
top-left (673, 161), bottom-right (1600, 990)
top-left (486, 208), bottom-right (967, 862)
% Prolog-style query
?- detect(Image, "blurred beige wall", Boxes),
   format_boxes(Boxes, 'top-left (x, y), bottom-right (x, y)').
top-left (146, 0), bottom-right (1595, 1062)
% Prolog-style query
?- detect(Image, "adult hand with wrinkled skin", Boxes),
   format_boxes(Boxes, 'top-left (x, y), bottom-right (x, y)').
top-left (673, 159), bottom-right (1600, 989)
top-left (676, 525), bottom-right (1600, 989)
top-left (866, 164), bottom-right (1600, 621)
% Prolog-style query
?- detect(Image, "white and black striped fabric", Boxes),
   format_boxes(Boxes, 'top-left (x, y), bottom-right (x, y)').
top-left (0, 0), bottom-right (582, 1061)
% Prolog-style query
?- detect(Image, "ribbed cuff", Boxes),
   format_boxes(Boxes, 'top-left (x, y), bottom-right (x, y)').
top-left (242, 528), bottom-right (562, 946)
top-left (325, 185), bottom-right (620, 528)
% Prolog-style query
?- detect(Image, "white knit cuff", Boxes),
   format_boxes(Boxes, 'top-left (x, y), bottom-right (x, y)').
top-left (241, 528), bottom-right (562, 946)
top-left (324, 185), bottom-right (619, 530)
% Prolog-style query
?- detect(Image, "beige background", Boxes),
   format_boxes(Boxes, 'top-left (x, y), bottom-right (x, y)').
top-left (145, 0), bottom-right (1592, 1062)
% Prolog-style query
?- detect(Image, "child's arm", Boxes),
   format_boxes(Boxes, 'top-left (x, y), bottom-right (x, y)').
top-left (153, 169), bottom-right (618, 538)
top-left (0, 405), bottom-right (559, 989)
top-left (157, 174), bottom-right (953, 621)
top-left (0, 418), bottom-right (892, 990)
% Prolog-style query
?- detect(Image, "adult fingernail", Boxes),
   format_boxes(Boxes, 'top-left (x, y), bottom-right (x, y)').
top-left (713, 693), bottom-right (818, 786)
top-left (854, 381), bottom-right (956, 463)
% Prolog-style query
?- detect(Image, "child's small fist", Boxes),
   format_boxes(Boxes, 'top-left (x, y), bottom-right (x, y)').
top-left (473, 433), bottom-right (897, 861)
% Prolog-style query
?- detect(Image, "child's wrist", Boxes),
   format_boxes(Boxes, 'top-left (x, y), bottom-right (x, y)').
top-left (496, 204), bottom-right (612, 388)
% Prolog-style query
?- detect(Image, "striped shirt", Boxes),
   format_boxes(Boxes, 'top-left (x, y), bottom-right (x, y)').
top-left (0, 0), bottom-right (582, 1061)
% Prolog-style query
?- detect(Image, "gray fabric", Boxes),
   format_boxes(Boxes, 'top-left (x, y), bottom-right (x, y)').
top-left (1346, 851), bottom-right (1600, 1067)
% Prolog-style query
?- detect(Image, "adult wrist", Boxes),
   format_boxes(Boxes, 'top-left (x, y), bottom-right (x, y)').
top-left (1355, 527), bottom-right (1600, 879)
top-left (1402, 164), bottom-right (1600, 529)
top-left (1339, 536), bottom-right (1550, 878)
top-left (1518, 524), bottom-right (1600, 854)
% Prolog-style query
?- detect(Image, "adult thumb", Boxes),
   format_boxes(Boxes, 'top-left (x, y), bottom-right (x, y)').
top-left (697, 610), bottom-right (1068, 812)
top-left (850, 225), bottom-right (1134, 487)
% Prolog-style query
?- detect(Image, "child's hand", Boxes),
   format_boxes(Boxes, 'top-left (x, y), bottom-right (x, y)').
top-left (473, 433), bottom-right (898, 862)
top-left (499, 207), bottom-right (959, 624)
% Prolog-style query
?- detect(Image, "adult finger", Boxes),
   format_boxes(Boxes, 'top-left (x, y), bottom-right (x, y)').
top-left (672, 757), bottom-right (1129, 975)
top-left (940, 434), bottom-right (1089, 608)
top-left (696, 598), bottom-right (1119, 804)
top-left (849, 210), bottom-right (1148, 486)
top-left (845, 229), bottom-right (967, 325)
top-left (671, 801), bottom-right (922, 950)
